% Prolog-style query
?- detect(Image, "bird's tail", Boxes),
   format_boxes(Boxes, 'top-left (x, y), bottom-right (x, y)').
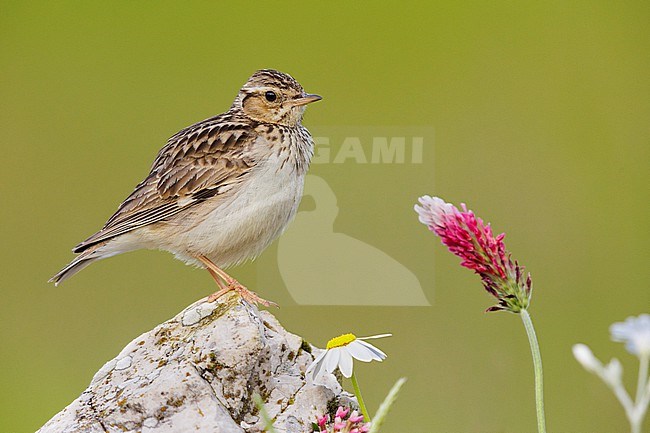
top-left (48, 243), bottom-right (110, 286)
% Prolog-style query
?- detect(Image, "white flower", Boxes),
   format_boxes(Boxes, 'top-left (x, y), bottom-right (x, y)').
top-left (572, 344), bottom-right (623, 386)
top-left (610, 314), bottom-right (650, 357)
top-left (572, 344), bottom-right (602, 373)
top-left (602, 358), bottom-right (623, 387)
top-left (307, 333), bottom-right (391, 380)
top-left (573, 314), bottom-right (650, 433)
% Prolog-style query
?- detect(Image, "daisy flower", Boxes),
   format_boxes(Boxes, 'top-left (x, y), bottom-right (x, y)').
top-left (307, 333), bottom-right (390, 423)
top-left (307, 333), bottom-right (390, 381)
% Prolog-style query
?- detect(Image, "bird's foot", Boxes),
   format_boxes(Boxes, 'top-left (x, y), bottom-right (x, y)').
top-left (207, 288), bottom-right (230, 303)
top-left (197, 254), bottom-right (277, 307)
top-left (207, 279), bottom-right (277, 308)
top-left (233, 282), bottom-right (278, 308)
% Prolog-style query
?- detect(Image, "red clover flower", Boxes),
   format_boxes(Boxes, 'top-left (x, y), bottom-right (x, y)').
top-left (415, 195), bottom-right (532, 313)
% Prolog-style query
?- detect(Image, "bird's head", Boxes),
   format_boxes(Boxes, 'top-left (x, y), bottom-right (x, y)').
top-left (233, 69), bottom-right (321, 127)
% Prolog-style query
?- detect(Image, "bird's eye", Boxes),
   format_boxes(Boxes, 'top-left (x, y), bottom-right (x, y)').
top-left (265, 91), bottom-right (277, 102)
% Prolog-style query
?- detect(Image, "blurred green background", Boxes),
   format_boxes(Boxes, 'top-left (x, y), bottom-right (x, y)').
top-left (1, 2), bottom-right (649, 432)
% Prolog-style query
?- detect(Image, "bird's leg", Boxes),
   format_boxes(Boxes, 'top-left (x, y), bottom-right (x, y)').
top-left (204, 267), bottom-right (231, 302)
top-left (196, 255), bottom-right (277, 307)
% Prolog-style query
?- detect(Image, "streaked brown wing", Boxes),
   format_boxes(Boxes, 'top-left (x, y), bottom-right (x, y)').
top-left (73, 115), bottom-right (256, 253)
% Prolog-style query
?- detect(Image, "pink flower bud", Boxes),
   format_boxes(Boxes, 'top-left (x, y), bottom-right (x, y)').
top-left (335, 406), bottom-right (350, 419)
top-left (317, 415), bottom-right (328, 429)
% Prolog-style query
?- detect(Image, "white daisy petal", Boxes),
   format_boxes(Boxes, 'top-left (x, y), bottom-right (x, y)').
top-left (312, 349), bottom-right (328, 366)
top-left (324, 348), bottom-right (340, 374)
top-left (339, 349), bottom-right (354, 378)
top-left (357, 340), bottom-right (387, 361)
top-left (307, 350), bottom-right (329, 380)
top-left (358, 333), bottom-right (392, 340)
top-left (346, 340), bottom-right (375, 362)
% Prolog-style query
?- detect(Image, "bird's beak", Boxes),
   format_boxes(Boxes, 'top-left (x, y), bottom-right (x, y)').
top-left (290, 93), bottom-right (322, 107)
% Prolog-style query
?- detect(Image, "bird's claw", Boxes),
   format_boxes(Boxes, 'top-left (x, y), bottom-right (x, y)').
top-left (206, 279), bottom-right (277, 308)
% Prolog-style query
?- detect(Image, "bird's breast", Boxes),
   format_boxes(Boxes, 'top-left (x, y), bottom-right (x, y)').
top-left (166, 145), bottom-right (307, 268)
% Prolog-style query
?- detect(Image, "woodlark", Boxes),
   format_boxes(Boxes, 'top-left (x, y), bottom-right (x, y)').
top-left (50, 69), bottom-right (322, 306)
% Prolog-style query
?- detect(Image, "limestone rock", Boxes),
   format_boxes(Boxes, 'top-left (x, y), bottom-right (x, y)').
top-left (38, 292), bottom-right (353, 433)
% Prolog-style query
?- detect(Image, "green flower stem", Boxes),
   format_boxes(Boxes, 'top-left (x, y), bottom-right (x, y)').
top-left (350, 371), bottom-right (371, 422)
top-left (520, 309), bottom-right (547, 433)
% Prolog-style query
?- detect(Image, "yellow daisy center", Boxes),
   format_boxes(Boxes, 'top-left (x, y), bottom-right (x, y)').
top-left (326, 333), bottom-right (357, 349)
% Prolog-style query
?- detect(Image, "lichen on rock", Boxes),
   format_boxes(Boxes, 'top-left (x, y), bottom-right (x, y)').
top-left (38, 292), bottom-right (354, 433)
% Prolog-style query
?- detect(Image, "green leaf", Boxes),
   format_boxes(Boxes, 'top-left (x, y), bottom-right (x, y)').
top-left (252, 394), bottom-right (279, 433)
top-left (368, 377), bottom-right (407, 433)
